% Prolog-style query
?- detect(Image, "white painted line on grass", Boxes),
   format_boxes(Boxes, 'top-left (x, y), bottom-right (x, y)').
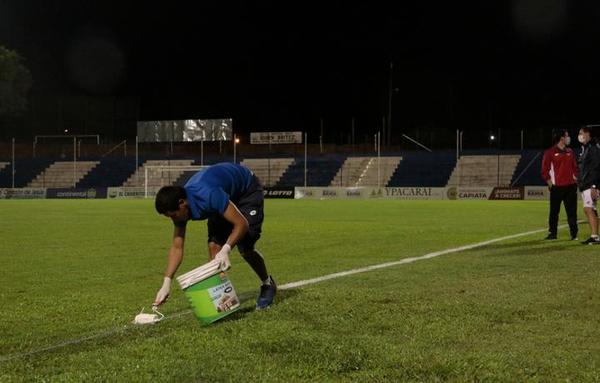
top-left (279, 224), bottom-right (569, 289)
top-left (0, 223), bottom-right (574, 363)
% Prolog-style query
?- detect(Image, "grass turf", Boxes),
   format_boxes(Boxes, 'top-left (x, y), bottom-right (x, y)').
top-left (1, 199), bottom-right (599, 382)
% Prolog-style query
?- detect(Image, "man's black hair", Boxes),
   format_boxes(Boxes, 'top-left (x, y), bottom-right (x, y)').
top-left (581, 125), bottom-right (594, 136)
top-left (155, 186), bottom-right (187, 214)
top-left (552, 129), bottom-right (569, 145)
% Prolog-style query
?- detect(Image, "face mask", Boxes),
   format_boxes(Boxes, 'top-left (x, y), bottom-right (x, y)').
top-left (565, 136), bottom-right (571, 146)
top-left (579, 134), bottom-right (586, 144)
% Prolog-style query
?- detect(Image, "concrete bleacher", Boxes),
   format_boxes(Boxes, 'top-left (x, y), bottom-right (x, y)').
top-left (446, 155), bottom-right (521, 187)
top-left (28, 161), bottom-right (100, 188)
top-left (330, 157), bottom-right (370, 187)
top-left (356, 157), bottom-right (402, 187)
top-left (123, 159), bottom-right (196, 187)
top-left (240, 158), bottom-right (294, 187)
top-left (388, 151), bottom-right (456, 187)
top-left (330, 157), bottom-right (401, 187)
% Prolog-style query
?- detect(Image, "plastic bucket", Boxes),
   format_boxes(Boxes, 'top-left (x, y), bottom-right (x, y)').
top-left (176, 261), bottom-right (240, 325)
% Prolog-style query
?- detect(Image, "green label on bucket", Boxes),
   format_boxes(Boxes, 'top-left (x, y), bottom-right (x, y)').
top-left (184, 272), bottom-right (240, 325)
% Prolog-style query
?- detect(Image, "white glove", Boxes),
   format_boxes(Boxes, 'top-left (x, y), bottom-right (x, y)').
top-left (154, 276), bottom-right (171, 306)
top-left (215, 244), bottom-right (232, 271)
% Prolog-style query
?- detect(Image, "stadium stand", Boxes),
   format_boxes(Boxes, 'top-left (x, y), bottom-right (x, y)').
top-left (387, 151), bottom-right (456, 187)
top-left (0, 150), bottom-right (551, 190)
top-left (76, 158), bottom-right (138, 188)
top-left (510, 150), bottom-right (545, 186)
top-left (330, 156), bottom-right (402, 187)
top-left (446, 155), bottom-right (521, 187)
top-left (0, 162), bottom-right (11, 187)
top-left (240, 158), bottom-right (294, 187)
top-left (122, 159), bottom-right (196, 187)
top-left (277, 158), bottom-right (343, 187)
top-left (330, 157), bottom-right (369, 187)
top-left (356, 157), bottom-right (402, 187)
top-left (28, 161), bottom-right (100, 188)
top-left (0, 159), bottom-right (54, 188)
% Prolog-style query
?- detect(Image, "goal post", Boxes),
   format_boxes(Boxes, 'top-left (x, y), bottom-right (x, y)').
top-left (144, 165), bottom-right (208, 198)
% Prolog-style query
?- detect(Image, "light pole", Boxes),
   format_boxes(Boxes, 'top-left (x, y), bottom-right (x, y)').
top-left (387, 61), bottom-right (393, 147)
top-left (233, 135), bottom-right (240, 163)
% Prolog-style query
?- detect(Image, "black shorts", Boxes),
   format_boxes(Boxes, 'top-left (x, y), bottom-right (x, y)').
top-left (207, 175), bottom-right (264, 253)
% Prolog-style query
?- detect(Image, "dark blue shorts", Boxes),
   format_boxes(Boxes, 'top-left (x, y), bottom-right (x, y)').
top-left (207, 175), bottom-right (264, 253)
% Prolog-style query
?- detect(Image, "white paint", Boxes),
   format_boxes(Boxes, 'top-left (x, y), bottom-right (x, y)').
top-left (0, 223), bottom-right (575, 363)
top-left (279, 225), bottom-right (562, 290)
top-left (133, 307), bottom-right (165, 325)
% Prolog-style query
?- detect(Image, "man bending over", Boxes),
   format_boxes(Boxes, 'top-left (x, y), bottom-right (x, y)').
top-left (153, 162), bottom-right (276, 309)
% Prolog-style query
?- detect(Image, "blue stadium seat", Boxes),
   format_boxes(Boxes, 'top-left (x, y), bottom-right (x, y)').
top-left (0, 159), bottom-right (55, 188)
top-left (511, 150), bottom-right (545, 186)
top-left (388, 151), bottom-right (456, 187)
top-left (76, 157), bottom-right (138, 188)
top-left (277, 158), bottom-right (343, 187)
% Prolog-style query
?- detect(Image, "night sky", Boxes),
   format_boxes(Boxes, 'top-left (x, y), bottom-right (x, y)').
top-left (2, 0), bottom-right (600, 147)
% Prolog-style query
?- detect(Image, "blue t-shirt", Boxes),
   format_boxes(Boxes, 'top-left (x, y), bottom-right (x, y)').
top-left (184, 163), bottom-right (254, 220)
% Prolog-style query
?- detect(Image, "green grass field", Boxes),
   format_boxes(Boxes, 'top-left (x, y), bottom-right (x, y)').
top-left (1, 199), bottom-right (600, 382)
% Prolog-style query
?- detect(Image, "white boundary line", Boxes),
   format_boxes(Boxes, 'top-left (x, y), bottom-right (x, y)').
top-left (0, 224), bottom-right (573, 363)
top-left (279, 225), bottom-right (566, 289)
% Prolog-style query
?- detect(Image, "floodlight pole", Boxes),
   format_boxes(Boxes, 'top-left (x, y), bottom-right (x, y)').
top-left (200, 138), bottom-right (204, 166)
top-left (73, 137), bottom-right (77, 187)
top-left (520, 130), bottom-right (524, 150)
top-left (387, 61), bottom-right (393, 148)
top-left (319, 118), bottom-right (324, 154)
top-left (377, 131), bottom-right (381, 189)
top-left (304, 132), bottom-right (307, 187)
top-left (351, 117), bottom-right (355, 154)
top-left (135, 136), bottom-right (139, 185)
top-left (268, 134), bottom-right (272, 187)
top-left (233, 135), bottom-right (237, 164)
top-left (456, 129), bottom-right (459, 160)
top-left (11, 138), bottom-right (15, 189)
top-left (497, 128), bottom-right (501, 187)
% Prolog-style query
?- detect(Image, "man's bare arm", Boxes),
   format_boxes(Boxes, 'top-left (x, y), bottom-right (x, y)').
top-left (165, 224), bottom-right (186, 278)
top-left (222, 201), bottom-right (249, 248)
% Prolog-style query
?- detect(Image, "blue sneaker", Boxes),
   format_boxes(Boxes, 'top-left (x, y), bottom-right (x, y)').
top-left (256, 276), bottom-right (276, 310)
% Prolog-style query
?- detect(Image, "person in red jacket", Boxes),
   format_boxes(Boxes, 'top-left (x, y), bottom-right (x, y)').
top-left (541, 129), bottom-right (579, 240)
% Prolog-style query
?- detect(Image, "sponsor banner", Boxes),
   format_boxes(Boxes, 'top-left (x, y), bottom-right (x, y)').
top-left (46, 188), bottom-right (107, 199)
top-left (294, 187), bottom-right (448, 200)
top-left (524, 186), bottom-right (550, 200)
top-left (250, 131), bottom-right (303, 144)
top-left (0, 188), bottom-right (46, 199)
top-left (370, 187), bottom-right (448, 200)
top-left (263, 187), bottom-right (294, 199)
top-left (107, 187), bottom-right (160, 199)
top-left (295, 187), bottom-right (317, 199)
top-left (446, 187), bottom-right (458, 200)
top-left (456, 187), bottom-right (494, 200)
top-left (489, 187), bottom-right (524, 200)
top-left (294, 187), bottom-right (371, 199)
